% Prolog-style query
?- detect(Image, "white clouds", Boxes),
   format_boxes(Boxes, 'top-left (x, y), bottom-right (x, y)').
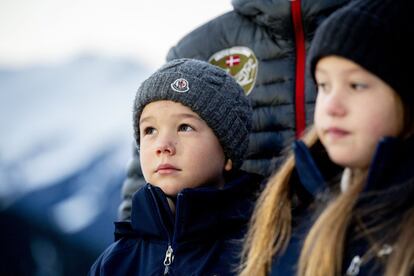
top-left (0, 0), bottom-right (232, 68)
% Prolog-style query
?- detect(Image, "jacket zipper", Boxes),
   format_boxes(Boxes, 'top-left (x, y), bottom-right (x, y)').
top-left (163, 245), bottom-right (175, 275)
top-left (148, 186), bottom-right (180, 275)
top-left (163, 192), bottom-right (183, 274)
top-left (291, 0), bottom-right (306, 138)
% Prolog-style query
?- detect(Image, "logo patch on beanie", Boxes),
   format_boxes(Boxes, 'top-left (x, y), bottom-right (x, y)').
top-left (209, 46), bottom-right (258, 95)
top-left (171, 78), bottom-right (190, 93)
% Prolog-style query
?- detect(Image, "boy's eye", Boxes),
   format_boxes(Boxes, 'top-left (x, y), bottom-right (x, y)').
top-left (178, 124), bottom-right (194, 132)
top-left (142, 126), bottom-right (156, 135)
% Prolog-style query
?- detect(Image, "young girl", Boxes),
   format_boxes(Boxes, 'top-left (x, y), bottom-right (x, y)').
top-left (89, 58), bottom-right (262, 275)
top-left (240, 0), bottom-right (414, 275)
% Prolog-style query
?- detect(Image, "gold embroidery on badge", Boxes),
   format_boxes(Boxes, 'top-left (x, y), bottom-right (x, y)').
top-left (209, 46), bottom-right (258, 95)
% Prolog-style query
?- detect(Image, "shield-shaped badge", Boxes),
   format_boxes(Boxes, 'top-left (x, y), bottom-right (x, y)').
top-left (209, 46), bottom-right (258, 95)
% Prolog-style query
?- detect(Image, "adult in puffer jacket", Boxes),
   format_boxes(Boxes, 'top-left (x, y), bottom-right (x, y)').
top-left (119, 0), bottom-right (350, 220)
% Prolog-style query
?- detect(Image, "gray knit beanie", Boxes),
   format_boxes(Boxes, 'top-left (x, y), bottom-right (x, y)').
top-left (133, 58), bottom-right (252, 169)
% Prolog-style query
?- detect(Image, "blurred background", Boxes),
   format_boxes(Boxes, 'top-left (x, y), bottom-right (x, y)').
top-left (0, 0), bottom-right (231, 274)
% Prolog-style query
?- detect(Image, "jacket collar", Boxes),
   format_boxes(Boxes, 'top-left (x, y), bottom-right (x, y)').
top-left (129, 171), bottom-right (261, 244)
top-left (293, 136), bottom-right (414, 197)
top-left (293, 139), bottom-right (341, 198)
top-left (364, 136), bottom-right (414, 192)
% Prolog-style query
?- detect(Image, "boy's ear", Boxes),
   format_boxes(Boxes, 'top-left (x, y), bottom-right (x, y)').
top-left (224, 159), bottom-right (233, 171)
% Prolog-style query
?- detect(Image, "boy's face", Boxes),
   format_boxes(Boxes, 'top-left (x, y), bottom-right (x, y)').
top-left (139, 100), bottom-right (231, 196)
top-left (314, 56), bottom-right (404, 169)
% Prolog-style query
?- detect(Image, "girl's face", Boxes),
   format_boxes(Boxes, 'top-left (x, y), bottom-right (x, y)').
top-left (139, 100), bottom-right (231, 196)
top-left (314, 56), bottom-right (404, 169)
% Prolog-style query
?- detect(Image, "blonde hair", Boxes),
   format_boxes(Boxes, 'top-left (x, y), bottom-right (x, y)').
top-left (297, 169), bottom-right (366, 276)
top-left (298, 175), bottom-right (414, 276)
top-left (385, 207), bottom-right (414, 276)
top-left (240, 126), bottom-right (414, 276)
top-left (239, 128), bottom-right (318, 276)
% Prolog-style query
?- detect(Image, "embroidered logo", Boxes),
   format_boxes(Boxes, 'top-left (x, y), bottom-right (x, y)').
top-left (209, 46), bottom-right (258, 96)
top-left (171, 78), bottom-right (189, 93)
top-left (226, 55), bottom-right (240, 67)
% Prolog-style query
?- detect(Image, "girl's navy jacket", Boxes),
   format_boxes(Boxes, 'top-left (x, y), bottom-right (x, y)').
top-left (270, 136), bottom-right (414, 275)
top-left (89, 171), bottom-right (262, 276)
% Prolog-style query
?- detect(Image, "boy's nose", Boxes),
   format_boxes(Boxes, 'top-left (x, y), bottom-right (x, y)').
top-left (156, 142), bottom-right (176, 156)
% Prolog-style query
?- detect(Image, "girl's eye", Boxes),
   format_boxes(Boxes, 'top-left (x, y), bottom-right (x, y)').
top-left (178, 124), bottom-right (194, 132)
top-left (316, 82), bottom-right (328, 93)
top-left (350, 83), bottom-right (368, 90)
top-left (142, 127), bottom-right (156, 136)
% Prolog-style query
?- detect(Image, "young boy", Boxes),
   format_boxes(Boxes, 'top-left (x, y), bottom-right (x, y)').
top-left (89, 58), bottom-right (262, 275)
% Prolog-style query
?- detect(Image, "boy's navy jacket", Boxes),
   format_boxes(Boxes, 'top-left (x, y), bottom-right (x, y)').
top-left (89, 171), bottom-right (262, 276)
top-left (270, 136), bottom-right (414, 275)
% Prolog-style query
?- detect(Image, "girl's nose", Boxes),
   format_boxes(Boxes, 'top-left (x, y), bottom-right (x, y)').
top-left (323, 90), bottom-right (347, 117)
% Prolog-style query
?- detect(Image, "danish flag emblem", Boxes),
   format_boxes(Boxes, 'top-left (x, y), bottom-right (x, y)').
top-left (171, 78), bottom-right (190, 93)
top-left (209, 46), bottom-right (258, 96)
top-left (225, 55), bottom-right (240, 67)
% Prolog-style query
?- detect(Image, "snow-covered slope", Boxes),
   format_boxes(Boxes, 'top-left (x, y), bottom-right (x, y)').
top-left (0, 55), bottom-right (151, 273)
top-left (0, 55), bottom-right (149, 197)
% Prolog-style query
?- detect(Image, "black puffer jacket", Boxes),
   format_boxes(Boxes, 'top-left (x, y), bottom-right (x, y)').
top-left (119, 0), bottom-right (350, 220)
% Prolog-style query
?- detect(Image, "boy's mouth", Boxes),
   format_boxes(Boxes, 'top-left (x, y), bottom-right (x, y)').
top-left (156, 163), bottom-right (181, 174)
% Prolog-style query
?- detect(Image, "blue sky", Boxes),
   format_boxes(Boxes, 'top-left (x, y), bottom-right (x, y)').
top-left (0, 0), bottom-right (231, 69)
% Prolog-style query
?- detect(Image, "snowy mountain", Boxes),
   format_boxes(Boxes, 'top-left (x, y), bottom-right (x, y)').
top-left (0, 55), bottom-right (151, 275)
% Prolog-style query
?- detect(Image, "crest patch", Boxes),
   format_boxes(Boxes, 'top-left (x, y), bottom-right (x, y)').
top-left (209, 46), bottom-right (258, 95)
top-left (171, 78), bottom-right (190, 93)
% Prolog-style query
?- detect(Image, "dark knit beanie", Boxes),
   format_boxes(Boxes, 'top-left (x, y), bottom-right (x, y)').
top-left (309, 0), bottom-right (413, 103)
top-left (133, 58), bottom-right (252, 169)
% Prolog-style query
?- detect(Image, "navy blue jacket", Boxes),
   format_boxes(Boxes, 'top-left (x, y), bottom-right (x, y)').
top-left (89, 171), bottom-right (262, 276)
top-left (270, 136), bottom-right (414, 275)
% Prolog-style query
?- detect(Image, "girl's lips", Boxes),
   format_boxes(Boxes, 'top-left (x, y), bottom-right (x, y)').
top-left (325, 127), bottom-right (350, 139)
